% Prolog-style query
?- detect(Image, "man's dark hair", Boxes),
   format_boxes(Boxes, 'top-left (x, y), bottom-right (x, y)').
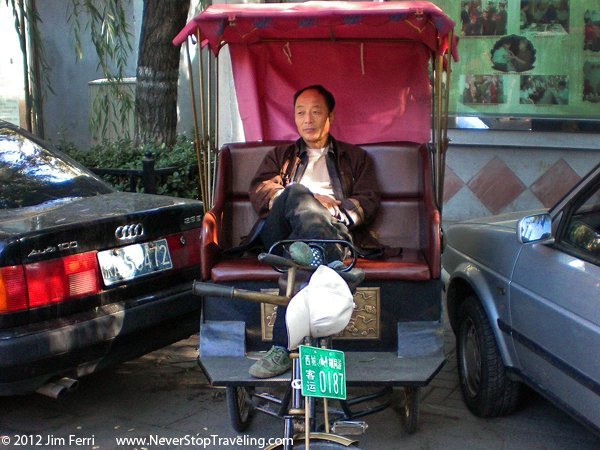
top-left (294, 85), bottom-right (336, 113)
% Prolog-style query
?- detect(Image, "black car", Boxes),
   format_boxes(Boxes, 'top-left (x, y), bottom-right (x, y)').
top-left (0, 120), bottom-right (203, 396)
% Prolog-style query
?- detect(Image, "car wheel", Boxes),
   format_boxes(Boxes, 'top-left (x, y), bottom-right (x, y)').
top-left (456, 296), bottom-right (520, 417)
top-left (226, 386), bottom-right (254, 432)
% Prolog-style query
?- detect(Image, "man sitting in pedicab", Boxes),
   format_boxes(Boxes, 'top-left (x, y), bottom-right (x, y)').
top-left (245, 84), bottom-right (385, 378)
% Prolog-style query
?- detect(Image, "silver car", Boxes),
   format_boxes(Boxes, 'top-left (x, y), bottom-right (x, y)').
top-left (442, 162), bottom-right (600, 434)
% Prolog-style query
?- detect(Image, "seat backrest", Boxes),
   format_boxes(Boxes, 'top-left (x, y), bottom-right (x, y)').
top-left (216, 142), bottom-right (289, 249)
top-left (361, 143), bottom-right (424, 249)
top-left (215, 141), bottom-right (427, 250)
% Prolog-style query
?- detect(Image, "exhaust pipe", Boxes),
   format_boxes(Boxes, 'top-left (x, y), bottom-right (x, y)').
top-left (36, 382), bottom-right (68, 399)
top-left (55, 377), bottom-right (79, 393)
top-left (35, 377), bottom-right (79, 399)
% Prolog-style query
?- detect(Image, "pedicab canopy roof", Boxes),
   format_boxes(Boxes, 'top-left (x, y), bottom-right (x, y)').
top-left (173, 1), bottom-right (457, 145)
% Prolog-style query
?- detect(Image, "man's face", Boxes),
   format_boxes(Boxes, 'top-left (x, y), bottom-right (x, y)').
top-left (294, 89), bottom-right (333, 149)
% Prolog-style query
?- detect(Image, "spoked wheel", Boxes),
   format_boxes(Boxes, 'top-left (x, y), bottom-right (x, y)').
top-left (226, 386), bottom-right (254, 432)
top-left (399, 386), bottom-right (420, 434)
top-left (293, 444), bottom-right (362, 449)
top-left (281, 440), bottom-right (363, 450)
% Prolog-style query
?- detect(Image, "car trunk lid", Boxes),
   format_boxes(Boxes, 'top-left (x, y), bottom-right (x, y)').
top-left (0, 192), bottom-right (202, 321)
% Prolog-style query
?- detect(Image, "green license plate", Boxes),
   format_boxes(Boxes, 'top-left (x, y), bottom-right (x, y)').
top-left (299, 345), bottom-right (346, 400)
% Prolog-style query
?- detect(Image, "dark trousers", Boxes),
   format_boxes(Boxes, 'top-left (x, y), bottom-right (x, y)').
top-left (261, 184), bottom-right (351, 348)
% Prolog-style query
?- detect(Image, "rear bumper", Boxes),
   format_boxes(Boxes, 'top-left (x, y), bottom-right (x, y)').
top-left (0, 283), bottom-right (200, 395)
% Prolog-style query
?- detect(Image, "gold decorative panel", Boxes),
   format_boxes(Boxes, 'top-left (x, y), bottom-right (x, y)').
top-left (260, 295), bottom-right (280, 341)
top-left (336, 287), bottom-right (380, 339)
top-left (261, 287), bottom-right (380, 341)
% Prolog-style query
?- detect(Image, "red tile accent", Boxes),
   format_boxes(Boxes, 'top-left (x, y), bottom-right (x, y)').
top-left (531, 159), bottom-right (581, 208)
top-left (443, 165), bottom-right (464, 204)
top-left (467, 157), bottom-right (526, 214)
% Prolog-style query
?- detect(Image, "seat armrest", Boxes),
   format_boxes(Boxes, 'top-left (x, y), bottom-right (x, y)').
top-left (425, 207), bottom-right (441, 279)
top-left (419, 144), bottom-right (441, 279)
top-left (200, 210), bottom-right (222, 281)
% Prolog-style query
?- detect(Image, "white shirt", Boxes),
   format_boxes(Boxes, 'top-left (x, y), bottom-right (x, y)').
top-left (299, 147), bottom-right (335, 198)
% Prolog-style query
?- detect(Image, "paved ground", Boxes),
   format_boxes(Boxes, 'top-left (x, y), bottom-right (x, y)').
top-left (1, 329), bottom-right (599, 450)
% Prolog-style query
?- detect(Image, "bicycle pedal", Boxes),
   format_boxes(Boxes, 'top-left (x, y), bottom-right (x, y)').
top-left (255, 404), bottom-right (279, 416)
top-left (331, 420), bottom-right (368, 436)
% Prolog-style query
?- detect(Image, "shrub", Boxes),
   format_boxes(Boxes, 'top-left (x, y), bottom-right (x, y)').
top-left (60, 136), bottom-right (200, 199)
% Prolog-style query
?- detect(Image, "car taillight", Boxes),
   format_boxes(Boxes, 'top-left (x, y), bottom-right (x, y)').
top-left (166, 229), bottom-right (201, 269)
top-left (26, 251), bottom-right (101, 308)
top-left (0, 266), bottom-right (28, 313)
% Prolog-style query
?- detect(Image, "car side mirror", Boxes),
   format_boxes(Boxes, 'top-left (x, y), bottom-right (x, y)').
top-left (517, 213), bottom-right (553, 244)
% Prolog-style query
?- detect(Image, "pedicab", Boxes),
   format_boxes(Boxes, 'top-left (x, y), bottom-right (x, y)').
top-left (172, 2), bottom-right (457, 447)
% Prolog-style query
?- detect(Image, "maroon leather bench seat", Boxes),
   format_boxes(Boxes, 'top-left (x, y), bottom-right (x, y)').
top-left (210, 250), bottom-right (430, 282)
top-left (200, 141), bottom-right (440, 283)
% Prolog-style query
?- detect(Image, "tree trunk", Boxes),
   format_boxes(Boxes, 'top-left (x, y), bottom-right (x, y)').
top-left (29, 0), bottom-right (45, 137)
top-left (135, 0), bottom-right (190, 147)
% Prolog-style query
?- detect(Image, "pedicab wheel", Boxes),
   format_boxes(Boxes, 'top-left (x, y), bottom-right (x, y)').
top-left (399, 386), bottom-right (420, 434)
top-left (285, 441), bottom-right (363, 449)
top-left (226, 386), bottom-right (254, 432)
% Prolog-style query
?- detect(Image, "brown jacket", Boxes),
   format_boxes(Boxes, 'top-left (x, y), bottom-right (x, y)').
top-left (248, 137), bottom-right (383, 253)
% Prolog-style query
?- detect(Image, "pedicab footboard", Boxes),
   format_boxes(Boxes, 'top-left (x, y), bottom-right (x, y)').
top-left (198, 352), bottom-right (446, 388)
top-left (197, 281), bottom-right (447, 389)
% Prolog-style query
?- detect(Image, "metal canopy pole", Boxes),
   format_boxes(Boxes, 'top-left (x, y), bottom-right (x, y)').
top-left (211, 53), bottom-right (220, 206)
top-left (206, 51), bottom-right (211, 209)
top-left (439, 30), bottom-right (454, 215)
top-left (185, 39), bottom-right (205, 208)
top-left (196, 30), bottom-right (211, 210)
top-left (429, 50), bottom-right (437, 207)
top-left (434, 52), bottom-right (444, 211)
top-left (442, 31), bottom-right (454, 146)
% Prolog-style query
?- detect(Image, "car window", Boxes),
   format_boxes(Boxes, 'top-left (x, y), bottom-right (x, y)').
top-left (0, 128), bottom-right (113, 209)
top-left (562, 181), bottom-right (600, 262)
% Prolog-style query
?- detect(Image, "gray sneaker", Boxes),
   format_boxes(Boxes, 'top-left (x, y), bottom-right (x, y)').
top-left (248, 346), bottom-right (291, 378)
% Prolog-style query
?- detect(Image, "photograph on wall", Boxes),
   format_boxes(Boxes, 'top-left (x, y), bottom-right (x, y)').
top-left (583, 61), bottom-right (600, 103)
top-left (491, 35), bottom-right (536, 72)
top-left (460, 1), bottom-right (509, 36)
top-left (429, 0), bottom-right (598, 119)
top-left (520, 75), bottom-right (569, 104)
top-left (461, 75), bottom-right (506, 104)
top-left (520, 0), bottom-right (570, 34)
top-left (584, 10), bottom-right (600, 52)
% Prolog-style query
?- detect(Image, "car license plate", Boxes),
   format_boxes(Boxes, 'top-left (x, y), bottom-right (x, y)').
top-left (98, 239), bottom-right (173, 286)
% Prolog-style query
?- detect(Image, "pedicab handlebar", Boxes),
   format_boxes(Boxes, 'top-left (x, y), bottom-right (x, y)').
top-left (191, 251), bottom-right (299, 307)
top-left (191, 281), bottom-right (290, 306)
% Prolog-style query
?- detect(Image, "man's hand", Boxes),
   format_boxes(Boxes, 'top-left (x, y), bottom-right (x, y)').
top-left (314, 194), bottom-right (342, 217)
